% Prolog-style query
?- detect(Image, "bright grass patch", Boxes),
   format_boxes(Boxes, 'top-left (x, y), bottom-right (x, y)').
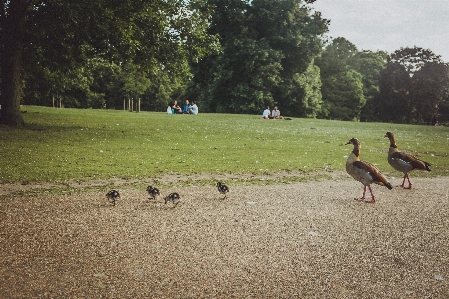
top-left (1, 106), bottom-right (448, 185)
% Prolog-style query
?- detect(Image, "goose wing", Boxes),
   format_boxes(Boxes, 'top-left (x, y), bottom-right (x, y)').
top-left (390, 151), bottom-right (430, 172)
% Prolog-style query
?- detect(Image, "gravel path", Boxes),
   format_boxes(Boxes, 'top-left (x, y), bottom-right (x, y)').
top-left (1, 176), bottom-right (449, 298)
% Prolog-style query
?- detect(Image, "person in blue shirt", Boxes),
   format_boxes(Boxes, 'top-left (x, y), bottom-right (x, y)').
top-left (182, 99), bottom-right (192, 114)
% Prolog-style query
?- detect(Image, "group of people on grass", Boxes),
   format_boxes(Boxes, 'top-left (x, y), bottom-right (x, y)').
top-left (167, 101), bottom-right (283, 119)
top-left (167, 99), bottom-right (198, 115)
top-left (262, 106), bottom-right (283, 120)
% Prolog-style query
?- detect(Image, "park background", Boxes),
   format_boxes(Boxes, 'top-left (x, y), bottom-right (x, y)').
top-left (2, 2), bottom-right (449, 298)
top-left (1, 0), bottom-right (449, 127)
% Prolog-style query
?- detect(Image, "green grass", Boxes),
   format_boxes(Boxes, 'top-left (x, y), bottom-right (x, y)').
top-left (1, 106), bottom-right (448, 187)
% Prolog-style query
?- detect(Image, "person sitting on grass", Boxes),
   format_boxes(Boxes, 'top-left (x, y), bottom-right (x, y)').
top-left (182, 99), bottom-right (191, 114)
top-left (187, 101), bottom-right (198, 115)
top-left (271, 106), bottom-right (283, 119)
top-left (262, 106), bottom-right (273, 119)
top-left (171, 100), bottom-right (182, 114)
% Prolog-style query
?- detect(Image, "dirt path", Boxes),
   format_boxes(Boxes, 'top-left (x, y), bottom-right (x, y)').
top-left (1, 176), bottom-right (448, 298)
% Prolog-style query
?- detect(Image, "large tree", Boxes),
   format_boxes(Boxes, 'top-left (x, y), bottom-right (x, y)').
top-left (0, 0), bottom-right (218, 126)
top-left (375, 62), bottom-right (411, 123)
top-left (186, 0), bottom-right (328, 116)
top-left (316, 37), bottom-right (365, 120)
top-left (376, 47), bottom-right (448, 123)
top-left (411, 62), bottom-right (449, 123)
top-left (0, 0), bottom-right (28, 126)
top-left (352, 50), bottom-right (388, 122)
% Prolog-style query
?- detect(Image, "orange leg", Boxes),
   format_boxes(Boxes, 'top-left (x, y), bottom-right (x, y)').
top-left (399, 173), bottom-right (412, 189)
top-left (355, 186), bottom-right (367, 201)
top-left (355, 186), bottom-right (375, 203)
top-left (366, 186), bottom-right (376, 203)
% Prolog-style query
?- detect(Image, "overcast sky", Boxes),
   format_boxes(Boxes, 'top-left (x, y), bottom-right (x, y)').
top-left (311, 0), bottom-right (449, 62)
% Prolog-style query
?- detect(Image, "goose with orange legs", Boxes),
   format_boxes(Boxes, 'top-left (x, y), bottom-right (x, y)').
top-left (385, 132), bottom-right (431, 189)
top-left (346, 138), bottom-right (393, 203)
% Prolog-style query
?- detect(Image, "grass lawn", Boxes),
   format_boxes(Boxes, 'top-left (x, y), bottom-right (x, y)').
top-left (1, 106), bottom-right (448, 189)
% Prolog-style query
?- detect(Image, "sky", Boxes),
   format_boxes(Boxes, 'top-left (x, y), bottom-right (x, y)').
top-left (311, 0), bottom-right (449, 62)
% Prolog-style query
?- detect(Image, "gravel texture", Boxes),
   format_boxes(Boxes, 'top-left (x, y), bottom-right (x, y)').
top-left (1, 175), bottom-right (449, 298)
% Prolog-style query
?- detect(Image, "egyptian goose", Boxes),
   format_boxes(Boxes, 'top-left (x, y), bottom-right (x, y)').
top-left (216, 182), bottom-right (229, 199)
top-left (106, 189), bottom-right (120, 206)
top-left (165, 192), bottom-right (181, 206)
top-left (346, 138), bottom-right (393, 202)
top-left (385, 132), bottom-right (431, 189)
top-left (146, 186), bottom-right (160, 200)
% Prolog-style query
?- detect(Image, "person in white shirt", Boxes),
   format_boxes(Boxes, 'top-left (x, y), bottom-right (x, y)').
top-left (271, 106), bottom-right (282, 119)
top-left (262, 106), bottom-right (272, 119)
top-left (188, 101), bottom-right (198, 115)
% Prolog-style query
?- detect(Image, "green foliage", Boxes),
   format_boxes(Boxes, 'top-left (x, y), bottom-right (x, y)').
top-left (411, 62), bottom-right (449, 122)
top-left (320, 69), bottom-right (365, 120)
top-left (317, 37), bottom-right (358, 77)
top-left (389, 47), bottom-right (444, 74)
top-left (316, 38), bottom-right (365, 120)
top-left (351, 51), bottom-right (388, 121)
top-left (4, 0), bottom-right (447, 130)
top-left (1, 0), bottom-right (220, 126)
top-left (119, 62), bottom-right (151, 101)
top-left (202, 38), bottom-right (284, 114)
top-left (375, 47), bottom-right (449, 124)
top-left (187, 0), bottom-right (328, 116)
top-left (280, 61), bottom-right (323, 117)
top-left (1, 106), bottom-right (447, 186)
top-left (351, 50), bottom-right (388, 99)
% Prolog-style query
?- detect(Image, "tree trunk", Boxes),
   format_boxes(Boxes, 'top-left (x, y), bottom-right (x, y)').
top-left (0, 0), bottom-right (28, 127)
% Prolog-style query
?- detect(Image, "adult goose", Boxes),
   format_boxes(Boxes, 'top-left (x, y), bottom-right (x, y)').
top-left (346, 138), bottom-right (392, 203)
top-left (385, 132), bottom-right (431, 189)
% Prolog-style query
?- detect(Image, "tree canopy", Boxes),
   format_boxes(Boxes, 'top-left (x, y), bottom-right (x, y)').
top-left (315, 37), bottom-right (365, 120)
top-left (185, 0), bottom-right (329, 117)
top-left (2, 1), bottom-right (448, 125)
top-left (0, 0), bottom-right (219, 126)
top-left (374, 47), bottom-right (449, 124)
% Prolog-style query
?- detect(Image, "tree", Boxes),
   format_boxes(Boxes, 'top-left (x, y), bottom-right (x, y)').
top-left (186, 0), bottom-right (328, 116)
top-left (0, 0), bottom-right (219, 126)
top-left (89, 60), bottom-right (123, 109)
top-left (278, 60), bottom-right (323, 117)
top-left (352, 51), bottom-right (388, 121)
top-left (120, 62), bottom-right (151, 106)
top-left (320, 69), bottom-right (364, 120)
top-left (376, 47), bottom-right (447, 123)
top-left (200, 37), bottom-right (284, 114)
top-left (0, 0), bottom-right (28, 126)
top-left (411, 62), bottom-right (449, 123)
top-left (376, 62), bottom-right (411, 123)
top-left (316, 37), bottom-right (365, 120)
top-left (389, 47), bottom-right (443, 74)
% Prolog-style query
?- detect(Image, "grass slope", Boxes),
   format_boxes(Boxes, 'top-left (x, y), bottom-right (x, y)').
top-left (1, 106), bottom-right (448, 187)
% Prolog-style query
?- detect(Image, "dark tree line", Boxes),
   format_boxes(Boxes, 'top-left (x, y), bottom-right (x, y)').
top-left (1, 0), bottom-right (448, 126)
top-left (372, 47), bottom-right (449, 124)
top-left (184, 0), bottom-right (328, 117)
top-left (1, 0), bottom-right (219, 126)
top-left (315, 39), bottom-right (449, 123)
